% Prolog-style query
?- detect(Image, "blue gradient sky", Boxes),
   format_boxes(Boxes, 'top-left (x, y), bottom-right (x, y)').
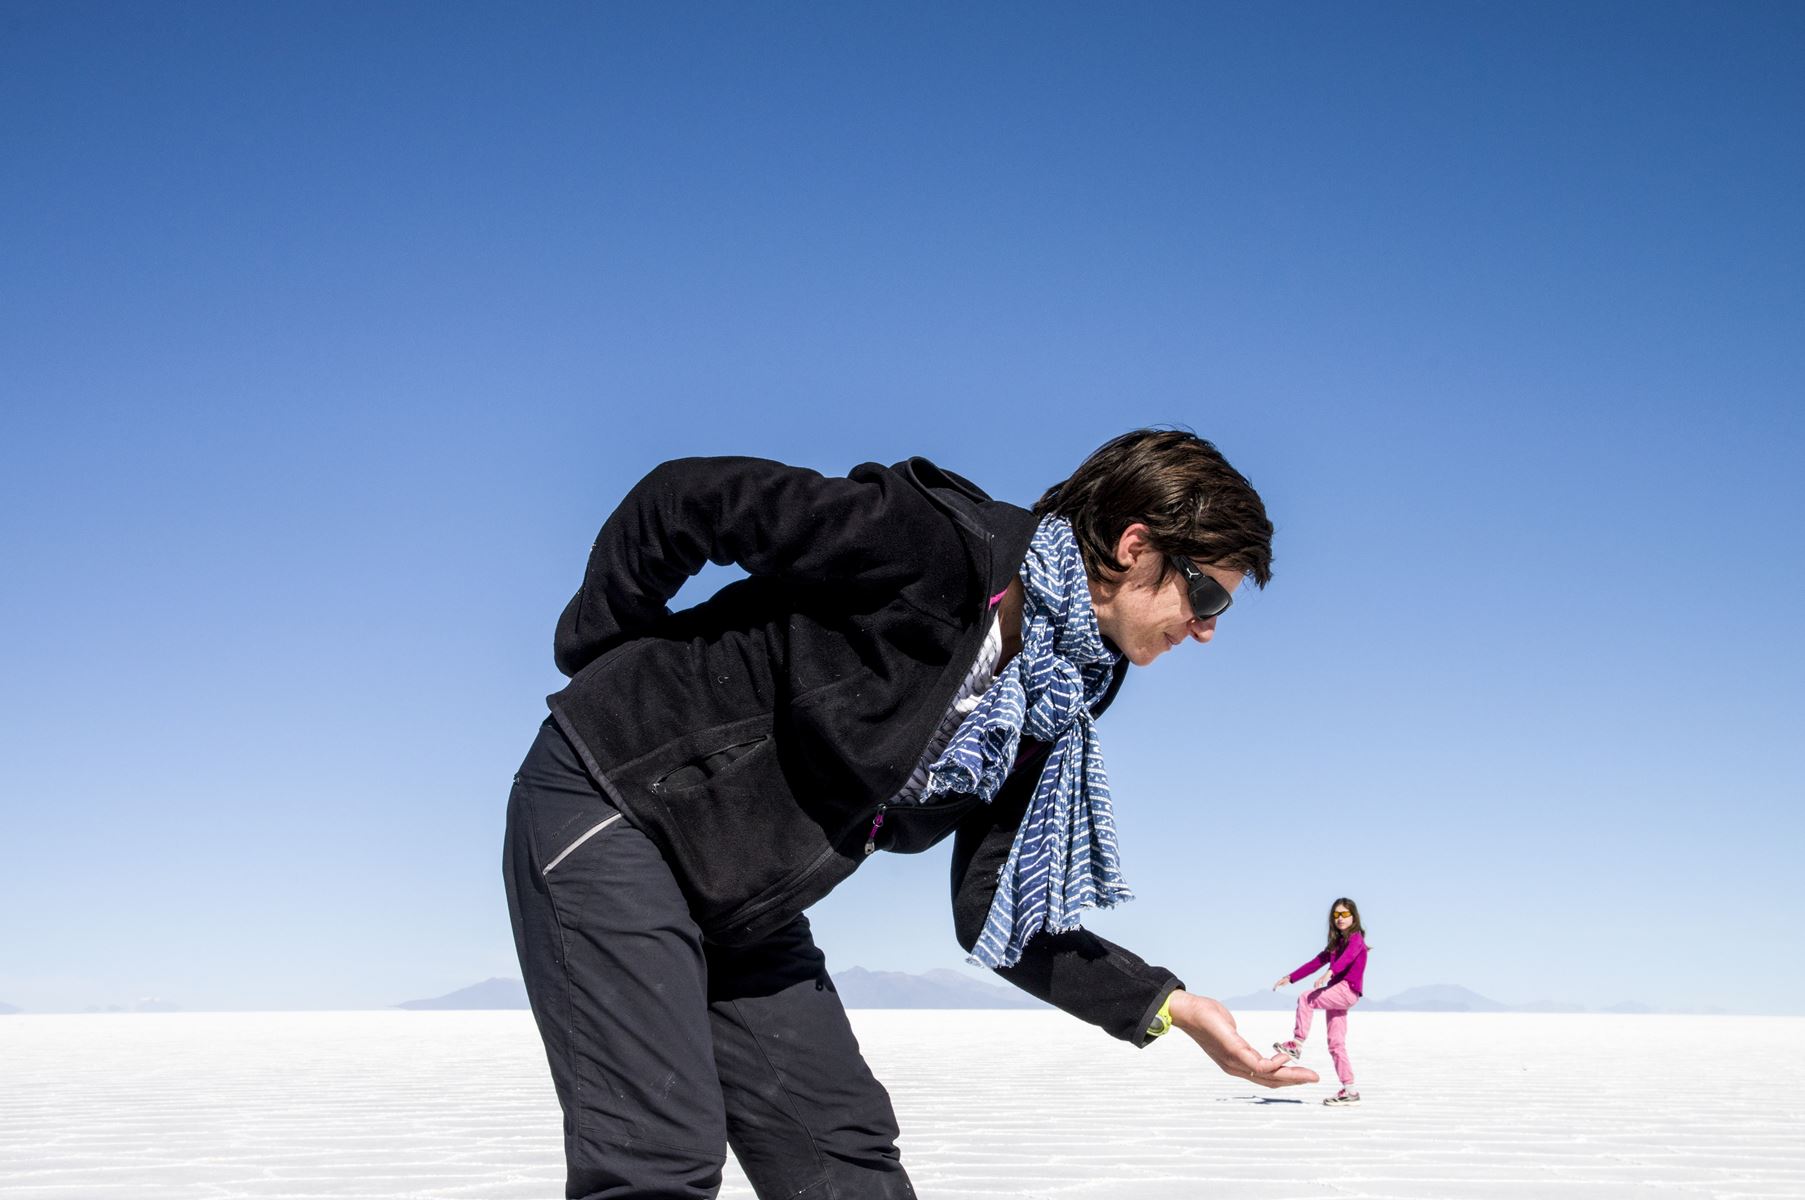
top-left (3, 2), bottom-right (1800, 1014)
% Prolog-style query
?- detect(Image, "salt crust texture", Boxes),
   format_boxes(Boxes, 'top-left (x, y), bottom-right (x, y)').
top-left (3, 1009), bottom-right (1801, 1199)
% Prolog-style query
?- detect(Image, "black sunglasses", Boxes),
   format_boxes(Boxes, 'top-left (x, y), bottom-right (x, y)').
top-left (1169, 556), bottom-right (1234, 622)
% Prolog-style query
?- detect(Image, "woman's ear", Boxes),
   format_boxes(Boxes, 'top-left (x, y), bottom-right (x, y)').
top-left (1111, 522), bottom-right (1155, 574)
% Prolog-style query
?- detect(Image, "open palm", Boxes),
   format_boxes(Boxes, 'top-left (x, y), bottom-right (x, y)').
top-left (1169, 991), bottom-right (1320, 1088)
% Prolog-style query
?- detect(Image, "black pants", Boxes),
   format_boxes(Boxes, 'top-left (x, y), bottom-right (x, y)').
top-left (503, 719), bottom-right (917, 1200)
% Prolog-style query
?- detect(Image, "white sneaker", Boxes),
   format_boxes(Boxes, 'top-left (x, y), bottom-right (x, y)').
top-left (1322, 1088), bottom-right (1361, 1106)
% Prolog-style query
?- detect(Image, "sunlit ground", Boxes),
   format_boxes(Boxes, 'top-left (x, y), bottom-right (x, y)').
top-left (4, 1010), bottom-right (1800, 1199)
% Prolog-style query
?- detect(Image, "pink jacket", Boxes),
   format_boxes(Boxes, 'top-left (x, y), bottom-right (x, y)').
top-left (1289, 931), bottom-right (1367, 996)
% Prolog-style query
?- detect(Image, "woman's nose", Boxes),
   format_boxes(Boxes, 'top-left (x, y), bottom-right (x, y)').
top-left (1189, 616), bottom-right (1217, 643)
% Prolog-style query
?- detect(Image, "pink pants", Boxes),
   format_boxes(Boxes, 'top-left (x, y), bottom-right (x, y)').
top-left (1294, 981), bottom-right (1359, 1086)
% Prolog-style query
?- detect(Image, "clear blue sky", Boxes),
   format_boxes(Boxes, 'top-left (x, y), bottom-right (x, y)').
top-left (3, 2), bottom-right (1800, 1014)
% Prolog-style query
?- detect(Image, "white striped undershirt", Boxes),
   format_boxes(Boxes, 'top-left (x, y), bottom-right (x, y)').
top-left (890, 612), bottom-right (1005, 807)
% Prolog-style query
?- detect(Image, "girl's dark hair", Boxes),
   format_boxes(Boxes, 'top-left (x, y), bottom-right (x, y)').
top-left (1326, 897), bottom-right (1367, 955)
top-left (1034, 428), bottom-right (1274, 586)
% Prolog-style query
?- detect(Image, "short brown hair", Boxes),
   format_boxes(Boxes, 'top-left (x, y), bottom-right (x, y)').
top-left (1034, 428), bottom-right (1274, 587)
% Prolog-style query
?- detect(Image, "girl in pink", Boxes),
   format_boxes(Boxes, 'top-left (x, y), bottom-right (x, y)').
top-left (1270, 897), bottom-right (1368, 1106)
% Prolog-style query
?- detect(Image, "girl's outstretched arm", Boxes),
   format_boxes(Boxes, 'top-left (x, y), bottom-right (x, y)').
top-left (1167, 991), bottom-right (1320, 1088)
top-left (1282, 948), bottom-right (1330, 990)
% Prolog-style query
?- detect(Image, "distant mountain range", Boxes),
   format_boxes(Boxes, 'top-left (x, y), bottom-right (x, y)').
top-left (394, 976), bottom-right (1717, 1014)
top-left (0, 983), bottom-right (1733, 1015)
top-left (397, 978), bottom-right (530, 1010)
top-left (830, 967), bottom-right (1045, 1009)
top-left (72, 998), bottom-right (182, 1014)
top-left (395, 969), bottom-right (1042, 1011)
top-left (1226, 984), bottom-right (1514, 1012)
top-left (1225, 983), bottom-right (1717, 1015)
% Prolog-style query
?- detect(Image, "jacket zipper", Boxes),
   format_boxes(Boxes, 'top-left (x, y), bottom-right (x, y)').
top-left (862, 789), bottom-right (975, 856)
top-left (862, 558), bottom-right (1003, 861)
top-left (708, 782), bottom-right (983, 937)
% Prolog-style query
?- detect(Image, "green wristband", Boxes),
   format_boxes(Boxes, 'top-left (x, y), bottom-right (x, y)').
top-left (1146, 993), bottom-right (1175, 1039)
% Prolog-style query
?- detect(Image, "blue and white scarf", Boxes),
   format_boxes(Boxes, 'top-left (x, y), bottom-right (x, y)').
top-left (919, 516), bottom-right (1132, 969)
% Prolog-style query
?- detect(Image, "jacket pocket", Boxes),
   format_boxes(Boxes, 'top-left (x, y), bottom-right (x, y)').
top-left (613, 713), bottom-right (847, 936)
top-left (649, 735), bottom-right (771, 795)
top-left (541, 813), bottom-right (625, 875)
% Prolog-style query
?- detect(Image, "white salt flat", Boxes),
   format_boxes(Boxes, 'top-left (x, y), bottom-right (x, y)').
top-left (2, 1009), bottom-right (1800, 1199)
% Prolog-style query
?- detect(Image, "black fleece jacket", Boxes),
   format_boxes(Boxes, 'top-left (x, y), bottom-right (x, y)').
top-left (547, 456), bottom-right (1181, 1044)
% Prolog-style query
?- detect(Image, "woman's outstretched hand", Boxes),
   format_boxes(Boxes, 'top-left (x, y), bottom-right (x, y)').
top-left (1167, 991), bottom-right (1319, 1088)
top-left (1271, 975), bottom-right (1289, 990)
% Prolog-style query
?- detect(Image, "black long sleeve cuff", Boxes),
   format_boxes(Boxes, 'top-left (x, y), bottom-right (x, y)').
top-left (950, 766), bottom-right (1183, 1045)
